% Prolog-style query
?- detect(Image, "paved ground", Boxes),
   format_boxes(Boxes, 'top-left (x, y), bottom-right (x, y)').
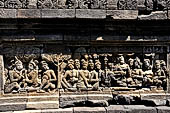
top-left (1, 105), bottom-right (170, 113)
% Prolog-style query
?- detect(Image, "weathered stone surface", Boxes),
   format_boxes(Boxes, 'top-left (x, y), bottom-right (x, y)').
top-left (0, 55), bottom-right (4, 95)
top-left (59, 91), bottom-right (88, 108)
top-left (73, 107), bottom-right (106, 113)
top-left (106, 105), bottom-right (128, 113)
top-left (142, 99), bottom-right (167, 106)
top-left (17, 9), bottom-right (41, 18)
top-left (42, 9), bottom-right (75, 18)
top-left (168, 10), bottom-right (170, 19)
top-left (76, 9), bottom-right (106, 19)
top-left (138, 11), bottom-right (167, 20)
top-left (113, 94), bottom-right (141, 105)
top-left (26, 101), bottom-right (59, 109)
top-left (137, 0), bottom-right (146, 10)
top-left (107, 10), bottom-right (138, 19)
top-left (0, 9), bottom-right (16, 18)
top-left (124, 105), bottom-right (157, 113)
top-left (140, 93), bottom-right (167, 106)
top-left (0, 103), bottom-right (26, 112)
top-left (106, 0), bottom-right (118, 9)
top-left (41, 108), bottom-right (73, 113)
top-left (157, 106), bottom-right (170, 113)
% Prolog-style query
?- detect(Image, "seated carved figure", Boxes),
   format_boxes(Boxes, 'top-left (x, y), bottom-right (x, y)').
top-left (25, 60), bottom-right (39, 88)
top-left (160, 60), bottom-right (169, 77)
top-left (131, 57), bottom-right (143, 87)
top-left (88, 59), bottom-right (99, 90)
top-left (62, 59), bottom-right (79, 90)
top-left (114, 55), bottom-right (131, 87)
top-left (78, 59), bottom-right (92, 89)
top-left (39, 61), bottom-right (57, 92)
top-left (143, 59), bottom-right (153, 87)
top-left (5, 58), bottom-right (26, 93)
top-left (153, 61), bottom-right (166, 89)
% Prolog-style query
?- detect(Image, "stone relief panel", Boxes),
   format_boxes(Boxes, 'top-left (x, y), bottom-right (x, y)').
top-left (0, 0), bottom-right (167, 10)
top-left (3, 52), bottom-right (168, 93)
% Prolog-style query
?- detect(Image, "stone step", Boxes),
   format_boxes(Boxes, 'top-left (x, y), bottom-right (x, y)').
top-left (0, 101), bottom-right (59, 112)
top-left (0, 95), bottom-right (58, 104)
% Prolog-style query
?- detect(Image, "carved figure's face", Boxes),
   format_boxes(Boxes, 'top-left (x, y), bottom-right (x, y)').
top-left (81, 59), bottom-right (88, 69)
top-left (129, 60), bottom-right (134, 67)
top-left (28, 63), bottom-right (34, 70)
top-left (144, 60), bottom-right (150, 67)
top-left (155, 63), bottom-right (160, 69)
top-left (96, 62), bottom-right (101, 70)
top-left (75, 59), bottom-right (80, 69)
top-left (108, 63), bottom-right (112, 69)
top-left (89, 60), bottom-right (94, 70)
top-left (119, 56), bottom-right (125, 64)
top-left (42, 64), bottom-right (49, 70)
top-left (16, 61), bottom-right (23, 70)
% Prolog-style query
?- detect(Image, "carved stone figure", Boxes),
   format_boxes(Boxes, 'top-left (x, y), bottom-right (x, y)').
top-left (143, 59), bottom-right (153, 87)
top-left (131, 57), bottom-right (143, 87)
top-left (62, 59), bottom-right (79, 90)
top-left (114, 55), bottom-right (131, 87)
top-left (24, 60), bottom-right (39, 88)
top-left (100, 57), bottom-right (114, 87)
top-left (153, 60), bottom-right (166, 89)
top-left (78, 59), bottom-right (92, 89)
top-left (39, 61), bottom-right (57, 92)
top-left (5, 58), bottom-right (26, 93)
top-left (88, 59), bottom-right (99, 90)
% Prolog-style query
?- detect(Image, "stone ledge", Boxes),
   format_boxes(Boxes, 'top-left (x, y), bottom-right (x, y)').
top-left (107, 10), bottom-right (138, 19)
top-left (138, 11), bottom-right (168, 20)
top-left (0, 9), bottom-right (17, 18)
top-left (41, 9), bottom-right (75, 18)
top-left (76, 9), bottom-right (106, 19)
top-left (17, 9), bottom-right (41, 18)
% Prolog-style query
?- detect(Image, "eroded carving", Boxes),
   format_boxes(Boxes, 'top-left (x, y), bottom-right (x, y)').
top-left (4, 53), bottom-right (168, 93)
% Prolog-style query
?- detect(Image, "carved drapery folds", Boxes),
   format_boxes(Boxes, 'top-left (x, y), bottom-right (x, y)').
top-left (4, 53), bottom-right (168, 93)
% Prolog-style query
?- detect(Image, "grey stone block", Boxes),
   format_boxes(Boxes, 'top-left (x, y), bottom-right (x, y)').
top-left (157, 106), bottom-right (170, 113)
top-left (107, 10), bottom-right (138, 19)
top-left (0, 9), bottom-right (16, 18)
top-left (73, 107), bottom-right (106, 113)
top-left (76, 9), bottom-right (106, 19)
top-left (124, 105), bottom-right (157, 113)
top-left (41, 108), bottom-right (73, 113)
top-left (106, 105), bottom-right (128, 113)
top-left (41, 9), bottom-right (75, 18)
top-left (17, 9), bottom-right (41, 18)
top-left (0, 103), bottom-right (26, 112)
top-left (138, 11), bottom-right (167, 20)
